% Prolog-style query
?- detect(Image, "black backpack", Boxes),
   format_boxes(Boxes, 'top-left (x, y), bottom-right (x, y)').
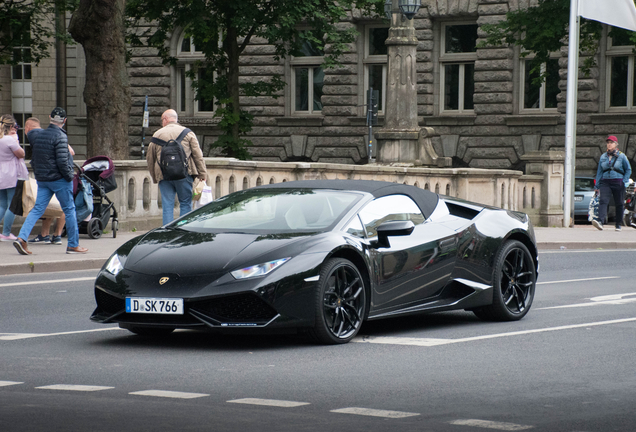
top-left (151, 128), bottom-right (191, 181)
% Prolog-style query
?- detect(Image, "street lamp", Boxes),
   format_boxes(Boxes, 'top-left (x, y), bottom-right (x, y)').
top-left (398, 0), bottom-right (420, 20)
top-left (384, 0), bottom-right (392, 20)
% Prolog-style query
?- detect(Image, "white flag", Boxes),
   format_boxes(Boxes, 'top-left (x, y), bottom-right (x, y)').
top-left (579, 0), bottom-right (636, 31)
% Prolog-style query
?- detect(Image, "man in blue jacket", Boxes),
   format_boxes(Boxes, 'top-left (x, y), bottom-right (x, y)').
top-left (593, 135), bottom-right (632, 231)
top-left (13, 108), bottom-right (88, 255)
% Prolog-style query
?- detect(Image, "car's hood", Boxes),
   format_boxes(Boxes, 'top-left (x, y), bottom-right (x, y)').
top-left (124, 228), bottom-right (319, 276)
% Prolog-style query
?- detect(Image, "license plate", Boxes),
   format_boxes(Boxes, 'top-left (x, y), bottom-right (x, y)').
top-left (574, 196), bottom-right (583, 202)
top-left (126, 298), bottom-right (184, 315)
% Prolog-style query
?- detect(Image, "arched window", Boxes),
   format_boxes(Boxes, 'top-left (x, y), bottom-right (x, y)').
top-left (175, 34), bottom-right (215, 116)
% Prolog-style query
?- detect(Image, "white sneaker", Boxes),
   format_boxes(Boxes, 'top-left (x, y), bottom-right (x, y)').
top-left (592, 220), bottom-right (604, 231)
top-left (0, 233), bottom-right (17, 242)
top-left (616, 226), bottom-right (622, 231)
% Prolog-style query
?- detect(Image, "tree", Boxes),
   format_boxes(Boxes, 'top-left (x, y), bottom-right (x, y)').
top-left (69, 0), bottom-right (131, 159)
top-left (478, 0), bottom-right (636, 84)
top-left (126, 0), bottom-right (384, 160)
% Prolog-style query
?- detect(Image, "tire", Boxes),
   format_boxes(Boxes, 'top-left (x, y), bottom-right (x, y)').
top-left (473, 240), bottom-right (536, 322)
top-left (309, 258), bottom-right (367, 345)
top-left (624, 213), bottom-right (636, 229)
top-left (87, 218), bottom-right (102, 239)
top-left (112, 220), bottom-right (118, 238)
top-left (127, 327), bottom-right (175, 337)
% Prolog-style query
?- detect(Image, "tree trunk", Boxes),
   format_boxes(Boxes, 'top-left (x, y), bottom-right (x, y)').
top-left (68, 0), bottom-right (131, 159)
top-left (226, 25), bottom-right (241, 153)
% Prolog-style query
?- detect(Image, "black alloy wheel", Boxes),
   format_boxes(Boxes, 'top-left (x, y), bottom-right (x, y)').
top-left (310, 258), bottom-right (367, 344)
top-left (473, 240), bottom-right (536, 321)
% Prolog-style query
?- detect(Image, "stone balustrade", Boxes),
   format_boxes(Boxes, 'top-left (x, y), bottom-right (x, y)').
top-left (106, 150), bottom-right (563, 230)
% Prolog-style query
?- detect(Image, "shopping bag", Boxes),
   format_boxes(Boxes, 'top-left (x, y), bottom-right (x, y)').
top-left (23, 178), bottom-right (64, 218)
top-left (193, 183), bottom-right (213, 210)
top-left (588, 193), bottom-right (599, 222)
top-left (192, 178), bottom-right (206, 201)
top-left (9, 180), bottom-right (25, 216)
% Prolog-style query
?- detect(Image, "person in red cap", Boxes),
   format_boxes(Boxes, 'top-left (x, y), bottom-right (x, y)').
top-left (593, 135), bottom-right (632, 231)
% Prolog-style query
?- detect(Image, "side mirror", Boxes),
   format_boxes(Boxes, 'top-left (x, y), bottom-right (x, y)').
top-left (373, 220), bottom-right (415, 248)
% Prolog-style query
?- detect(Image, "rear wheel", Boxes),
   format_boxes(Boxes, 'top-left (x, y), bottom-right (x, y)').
top-left (87, 218), bottom-right (102, 239)
top-left (127, 327), bottom-right (175, 337)
top-left (309, 258), bottom-right (366, 344)
top-left (473, 240), bottom-right (536, 321)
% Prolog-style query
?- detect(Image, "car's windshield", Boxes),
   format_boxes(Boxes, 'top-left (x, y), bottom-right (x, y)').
top-left (171, 188), bottom-right (363, 233)
top-left (575, 178), bottom-right (595, 192)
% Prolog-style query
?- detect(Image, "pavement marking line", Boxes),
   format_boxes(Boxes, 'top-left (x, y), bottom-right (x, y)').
top-left (0, 277), bottom-right (95, 288)
top-left (536, 276), bottom-right (619, 285)
top-left (330, 407), bottom-right (420, 418)
top-left (36, 384), bottom-right (114, 392)
top-left (0, 381), bottom-right (23, 387)
top-left (227, 398), bottom-right (310, 408)
top-left (449, 419), bottom-right (533, 430)
top-left (0, 327), bottom-right (122, 341)
top-left (536, 293), bottom-right (636, 310)
top-left (353, 317), bottom-right (636, 347)
top-left (130, 390), bottom-right (209, 399)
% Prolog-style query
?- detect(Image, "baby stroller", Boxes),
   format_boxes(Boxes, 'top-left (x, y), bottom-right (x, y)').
top-left (73, 156), bottom-right (119, 239)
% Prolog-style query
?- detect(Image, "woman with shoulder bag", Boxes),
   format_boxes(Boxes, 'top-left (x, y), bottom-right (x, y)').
top-left (593, 135), bottom-right (632, 231)
top-left (0, 114), bottom-right (29, 241)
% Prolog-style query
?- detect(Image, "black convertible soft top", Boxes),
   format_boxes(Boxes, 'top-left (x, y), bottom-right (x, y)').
top-left (256, 179), bottom-right (439, 219)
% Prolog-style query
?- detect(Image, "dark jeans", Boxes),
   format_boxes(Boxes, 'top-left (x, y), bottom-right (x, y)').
top-left (598, 179), bottom-right (625, 227)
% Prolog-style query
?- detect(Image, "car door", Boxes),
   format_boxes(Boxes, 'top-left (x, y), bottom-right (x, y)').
top-left (358, 195), bottom-right (457, 313)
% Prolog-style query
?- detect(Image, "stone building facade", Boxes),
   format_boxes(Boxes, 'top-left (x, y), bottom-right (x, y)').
top-left (2, 0), bottom-right (635, 177)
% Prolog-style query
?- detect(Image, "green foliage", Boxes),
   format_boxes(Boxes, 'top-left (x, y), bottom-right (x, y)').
top-left (480, 0), bottom-right (607, 84)
top-left (126, 0), bottom-right (384, 160)
top-left (0, 0), bottom-right (78, 66)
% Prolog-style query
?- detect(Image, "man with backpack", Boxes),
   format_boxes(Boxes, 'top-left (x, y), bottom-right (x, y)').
top-left (147, 109), bottom-right (207, 224)
top-left (593, 135), bottom-right (632, 231)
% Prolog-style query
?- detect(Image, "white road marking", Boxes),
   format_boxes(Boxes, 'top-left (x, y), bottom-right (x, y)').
top-left (0, 277), bottom-right (95, 288)
top-left (130, 390), bottom-right (209, 399)
top-left (0, 381), bottom-right (23, 387)
top-left (536, 276), bottom-right (619, 285)
top-left (536, 292), bottom-right (636, 310)
top-left (0, 327), bottom-right (122, 341)
top-left (449, 419), bottom-right (533, 430)
top-left (227, 398), bottom-right (310, 407)
top-left (36, 384), bottom-right (114, 392)
top-left (330, 407), bottom-right (419, 418)
top-left (353, 317), bottom-right (636, 347)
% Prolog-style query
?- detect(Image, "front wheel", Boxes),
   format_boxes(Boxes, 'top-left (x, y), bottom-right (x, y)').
top-left (473, 240), bottom-right (536, 321)
top-left (309, 258), bottom-right (367, 345)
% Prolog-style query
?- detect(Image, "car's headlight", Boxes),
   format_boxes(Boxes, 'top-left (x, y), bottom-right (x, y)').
top-left (105, 254), bottom-right (124, 276)
top-left (231, 258), bottom-right (290, 280)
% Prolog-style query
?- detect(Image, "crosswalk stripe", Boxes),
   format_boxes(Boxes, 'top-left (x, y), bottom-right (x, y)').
top-left (331, 407), bottom-right (419, 418)
top-left (130, 390), bottom-right (209, 399)
top-left (0, 327), bottom-right (121, 341)
top-left (36, 384), bottom-right (114, 391)
top-left (227, 398), bottom-right (310, 407)
top-left (449, 419), bottom-right (533, 430)
top-left (0, 381), bottom-right (23, 387)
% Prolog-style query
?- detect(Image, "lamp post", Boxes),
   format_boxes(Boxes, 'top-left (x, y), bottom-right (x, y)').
top-left (375, 0), bottom-right (438, 166)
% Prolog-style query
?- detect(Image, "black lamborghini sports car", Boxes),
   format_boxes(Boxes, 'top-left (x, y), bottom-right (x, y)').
top-left (92, 180), bottom-right (538, 344)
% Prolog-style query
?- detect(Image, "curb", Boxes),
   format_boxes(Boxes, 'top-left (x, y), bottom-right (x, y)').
top-left (538, 242), bottom-right (636, 251)
top-left (0, 259), bottom-right (106, 276)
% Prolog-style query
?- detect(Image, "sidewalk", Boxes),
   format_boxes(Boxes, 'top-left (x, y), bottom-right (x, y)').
top-left (2, 224), bottom-right (636, 276)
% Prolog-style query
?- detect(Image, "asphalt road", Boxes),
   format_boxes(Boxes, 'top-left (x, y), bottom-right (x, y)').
top-left (1, 250), bottom-right (635, 432)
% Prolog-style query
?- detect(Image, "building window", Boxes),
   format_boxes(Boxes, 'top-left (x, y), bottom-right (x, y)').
top-left (364, 25), bottom-right (389, 113)
top-left (520, 57), bottom-right (559, 112)
top-left (606, 30), bottom-right (636, 110)
top-left (12, 46), bottom-right (33, 157)
top-left (290, 31), bottom-right (324, 115)
top-left (440, 23), bottom-right (477, 114)
top-left (176, 35), bottom-right (215, 116)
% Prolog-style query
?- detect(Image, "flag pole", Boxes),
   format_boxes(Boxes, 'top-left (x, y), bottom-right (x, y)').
top-left (563, 0), bottom-right (581, 227)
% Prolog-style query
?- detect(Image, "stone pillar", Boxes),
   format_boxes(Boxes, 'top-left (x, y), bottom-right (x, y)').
top-left (376, 4), bottom-right (437, 166)
top-left (520, 151), bottom-right (565, 227)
